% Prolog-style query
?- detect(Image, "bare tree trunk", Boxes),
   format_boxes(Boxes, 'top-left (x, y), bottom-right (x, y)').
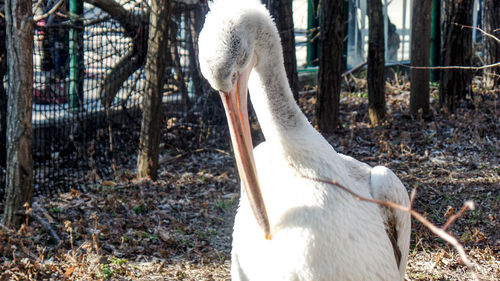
top-left (0, 10), bottom-right (8, 174)
top-left (367, 0), bottom-right (386, 125)
top-left (3, 0), bottom-right (34, 226)
top-left (265, 0), bottom-right (300, 101)
top-left (440, 0), bottom-right (473, 113)
top-left (410, 0), bottom-right (432, 118)
top-left (136, 0), bottom-right (170, 180)
top-left (483, 0), bottom-right (500, 89)
top-left (315, 0), bottom-right (344, 133)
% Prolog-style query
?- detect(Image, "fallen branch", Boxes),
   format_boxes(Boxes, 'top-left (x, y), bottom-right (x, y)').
top-left (291, 163), bottom-right (479, 281)
top-left (16, 205), bottom-right (62, 245)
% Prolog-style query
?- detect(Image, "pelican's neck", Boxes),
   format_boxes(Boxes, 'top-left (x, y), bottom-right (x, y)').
top-left (246, 13), bottom-right (344, 179)
top-left (248, 25), bottom-right (311, 145)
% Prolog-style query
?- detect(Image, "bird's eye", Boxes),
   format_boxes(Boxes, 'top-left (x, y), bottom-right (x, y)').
top-left (231, 72), bottom-right (238, 84)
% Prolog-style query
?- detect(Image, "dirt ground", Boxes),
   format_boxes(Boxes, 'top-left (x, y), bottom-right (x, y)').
top-left (0, 76), bottom-right (499, 280)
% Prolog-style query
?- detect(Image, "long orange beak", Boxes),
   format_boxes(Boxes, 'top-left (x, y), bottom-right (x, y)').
top-left (219, 63), bottom-right (271, 240)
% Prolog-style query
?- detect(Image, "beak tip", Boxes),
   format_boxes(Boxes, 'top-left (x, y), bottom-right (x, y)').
top-left (265, 232), bottom-right (272, 240)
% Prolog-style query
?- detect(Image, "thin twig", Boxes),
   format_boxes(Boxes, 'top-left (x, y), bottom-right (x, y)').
top-left (443, 201), bottom-right (475, 231)
top-left (291, 164), bottom-right (479, 280)
top-left (405, 23), bottom-right (499, 72)
top-left (454, 23), bottom-right (500, 44)
top-left (402, 61), bottom-right (500, 70)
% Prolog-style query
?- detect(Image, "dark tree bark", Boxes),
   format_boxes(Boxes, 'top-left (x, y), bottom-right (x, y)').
top-left (410, 0), bottom-right (432, 118)
top-left (3, 0), bottom-right (34, 226)
top-left (315, 0), bottom-right (344, 133)
top-left (187, 3), bottom-right (212, 96)
top-left (439, 0), bottom-right (473, 113)
top-left (0, 6), bottom-right (7, 174)
top-left (136, 0), bottom-right (171, 180)
top-left (84, 0), bottom-right (143, 34)
top-left (483, 0), bottom-right (500, 89)
top-left (367, 0), bottom-right (386, 125)
top-left (265, 0), bottom-right (300, 101)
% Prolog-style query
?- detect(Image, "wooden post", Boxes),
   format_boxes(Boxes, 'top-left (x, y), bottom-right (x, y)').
top-left (136, 0), bottom-right (171, 180)
top-left (316, 0), bottom-right (344, 133)
top-left (439, 0), bottom-right (474, 113)
top-left (367, 0), bottom-right (386, 125)
top-left (266, 0), bottom-right (300, 101)
top-left (410, 0), bottom-right (432, 118)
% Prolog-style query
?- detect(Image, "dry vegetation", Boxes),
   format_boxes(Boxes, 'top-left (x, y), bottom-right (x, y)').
top-left (0, 74), bottom-right (498, 280)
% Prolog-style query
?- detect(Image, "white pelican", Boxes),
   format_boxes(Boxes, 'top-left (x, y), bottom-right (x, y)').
top-left (198, 0), bottom-right (411, 280)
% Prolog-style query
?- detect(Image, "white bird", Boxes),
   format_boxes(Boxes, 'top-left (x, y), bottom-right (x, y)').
top-left (198, 1), bottom-right (411, 280)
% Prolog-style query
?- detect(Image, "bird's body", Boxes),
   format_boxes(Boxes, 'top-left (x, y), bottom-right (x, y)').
top-left (198, 1), bottom-right (411, 280)
top-left (234, 142), bottom-right (406, 281)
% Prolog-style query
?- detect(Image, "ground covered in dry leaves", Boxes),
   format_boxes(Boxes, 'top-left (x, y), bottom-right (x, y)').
top-left (0, 76), bottom-right (499, 280)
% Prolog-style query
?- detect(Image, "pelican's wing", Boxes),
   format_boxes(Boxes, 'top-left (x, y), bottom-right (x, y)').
top-left (370, 166), bottom-right (411, 280)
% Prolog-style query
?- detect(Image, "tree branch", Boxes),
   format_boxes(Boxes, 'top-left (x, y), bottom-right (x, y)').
top-left (84, 0), bottom-right (145, 36)
top-left (454, 22), bottom-right (500, 44)
top-left (33, 0), bottom-right (64, 22)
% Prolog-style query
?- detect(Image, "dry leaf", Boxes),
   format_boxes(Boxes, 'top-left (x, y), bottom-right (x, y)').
top-left (63, 265), bottom-right (76, 277)
top-left (101, 181), bottom-right (116, 186)
top-left (432, 252), bottom-right (441, 269)
top-left (444, 206), bottom-right (455, 218)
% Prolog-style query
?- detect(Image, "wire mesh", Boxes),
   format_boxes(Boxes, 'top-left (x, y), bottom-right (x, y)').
top-left (0, 1), bottom-right (219, 198)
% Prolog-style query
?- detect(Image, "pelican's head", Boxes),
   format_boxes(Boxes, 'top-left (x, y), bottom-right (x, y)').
top-left (198, 0), bottom-right (271, 92)
top-left (198, 0), bottom-right (272, 239)
top-left (198, 0), bottom-right (270, 92)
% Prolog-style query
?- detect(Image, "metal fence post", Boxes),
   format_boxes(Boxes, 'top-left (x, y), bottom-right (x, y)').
top-left (69, 0), bottom-right (84, 110)
top-left (430, 0), bottom-right (441, 82)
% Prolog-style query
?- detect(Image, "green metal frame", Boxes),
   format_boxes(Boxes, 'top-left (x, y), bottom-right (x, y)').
top-left (430, 0), bottom-right (441, 82)
top-left (69, 0), bottom-right (84, 110)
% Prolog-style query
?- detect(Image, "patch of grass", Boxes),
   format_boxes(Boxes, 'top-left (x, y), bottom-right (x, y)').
top-left (177, 271), bottom-right (185, 280)
top-left (176, 227), bottom-right (186, 235)
top-left (195, 228), bottom-right (219, 238)
top-left (132, 204), bottom-right (146, 215)
top-left (466, 209), bottom-right (483, 225)
top-left (358, 91), bottom-right (368, 98)
top-left (109, 257), bottom-right (127, 266)
top-left (215, 199), bottom-right (234, 211)
top-left (197, 175), bottom-right (207, 184)
top-left (137, 231), bottom-right (159, 241)
top-left (100, 265), bottom-right (114, 279)
top-left (121, 235), bottom-right (129, 242)
top-left (49, 206), bottom-right (61, 214)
